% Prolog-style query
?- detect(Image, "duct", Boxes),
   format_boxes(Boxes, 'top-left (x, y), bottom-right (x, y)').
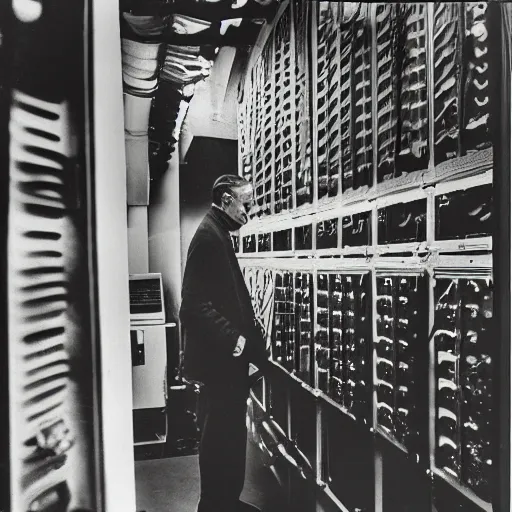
top-left (122, 12), bottom-right (170, 36)
top-left (187, 46), bottom-right (238, 139)
top-left (171, 14), bottom-right (211, 35)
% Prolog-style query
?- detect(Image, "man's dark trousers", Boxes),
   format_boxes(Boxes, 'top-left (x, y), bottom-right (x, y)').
top-left (196, 377), bottom-right (249, 512)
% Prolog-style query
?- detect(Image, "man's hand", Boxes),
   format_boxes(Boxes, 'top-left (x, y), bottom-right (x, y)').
top-left (234, 332), bottom-right (270, 375)
top-left (233, 335), bottom-right (246, 357)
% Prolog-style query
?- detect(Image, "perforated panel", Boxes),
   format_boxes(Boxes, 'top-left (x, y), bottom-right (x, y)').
top-left (295, 272), bottom-right (314, 384)
top-left (293, 0), bottom-right (313, 207)
top-left (396, 3), bottom-right (429, 174)
top-left (316, 3), bottom-right (341, 200)
top-left (376, 4), bottom-right (429, 181)
top-left (316, 273), bottom-right (330, 393)
top-left (434, 276), bottom-right (493, 502)
top-left (433, 3), bottom-right (462, 165)
top-left (375, 274), bottom-right (428, 452)
top-left (274, 8), bottom-right (293, 214)
top-left (252, 59), bottom-right (264, 217)
top-left (462, 3), bottom-right (491, 154)
top-left (339, 12), bottom-right (354, 194)
top-left (252, 45), bottom-right (274, 218)
top-left (351, 6), bottom-right (373, 191)
top-left (317, 272), bottom-right (372, 422)
top-left (238, 71), bottom-right (253, 178)
top-left (376, 4), bottom-right (400, 183)
top-left (273, 271), bottom-right (296, 371)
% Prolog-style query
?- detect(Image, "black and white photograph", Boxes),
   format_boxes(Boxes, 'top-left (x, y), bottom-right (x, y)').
top-left (0, 1), bottom-right (510, 511)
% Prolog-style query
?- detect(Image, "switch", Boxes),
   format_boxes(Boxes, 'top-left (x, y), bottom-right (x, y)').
top-left (131, 329), bottom-right (145, 366)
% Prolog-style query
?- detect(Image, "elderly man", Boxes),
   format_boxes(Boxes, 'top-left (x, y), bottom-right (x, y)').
top-left (180, 175), bottom-right (269, 512)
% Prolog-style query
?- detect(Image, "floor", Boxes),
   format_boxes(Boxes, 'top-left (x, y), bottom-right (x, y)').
top-left (135, 440), bottom-right (288, 512)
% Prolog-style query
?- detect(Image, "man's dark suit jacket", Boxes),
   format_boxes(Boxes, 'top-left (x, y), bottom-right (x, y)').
top-left (180, 206), bottom-right (267, 386)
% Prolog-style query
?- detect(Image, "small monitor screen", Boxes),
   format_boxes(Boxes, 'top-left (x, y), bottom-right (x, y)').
top-left (129, 278), bottom-right (162, 314)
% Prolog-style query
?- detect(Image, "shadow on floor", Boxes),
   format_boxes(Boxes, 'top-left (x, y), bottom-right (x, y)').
top-left (135, 440), bottom-right (288, 512)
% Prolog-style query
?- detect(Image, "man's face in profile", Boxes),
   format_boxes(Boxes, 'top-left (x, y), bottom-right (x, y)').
top-left (224, 184), bottom-right (254, 226)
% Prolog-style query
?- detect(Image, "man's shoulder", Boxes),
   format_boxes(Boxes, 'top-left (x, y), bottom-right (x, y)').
top-left (190, 215), bottom-right (222, 247)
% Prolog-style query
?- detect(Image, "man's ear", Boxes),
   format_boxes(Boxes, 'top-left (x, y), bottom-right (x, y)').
top-left (221, 192), bottom-right (233, 206)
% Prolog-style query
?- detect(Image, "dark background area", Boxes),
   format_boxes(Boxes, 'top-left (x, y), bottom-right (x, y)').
top-left (179, 136), bottom-right (239, 277)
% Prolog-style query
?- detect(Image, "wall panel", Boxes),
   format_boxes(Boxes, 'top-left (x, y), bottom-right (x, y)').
top-left (237, 2), bottom-right (502, 511)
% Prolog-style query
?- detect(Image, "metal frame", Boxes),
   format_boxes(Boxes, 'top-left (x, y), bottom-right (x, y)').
top-left (236, 2), bottom-right (497, 511)
top-left (240, 167), bottom-right (493, 259)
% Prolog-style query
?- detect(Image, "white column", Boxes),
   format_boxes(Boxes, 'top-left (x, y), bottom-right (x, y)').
top-left (92, 1), bottom-right (137, 510)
